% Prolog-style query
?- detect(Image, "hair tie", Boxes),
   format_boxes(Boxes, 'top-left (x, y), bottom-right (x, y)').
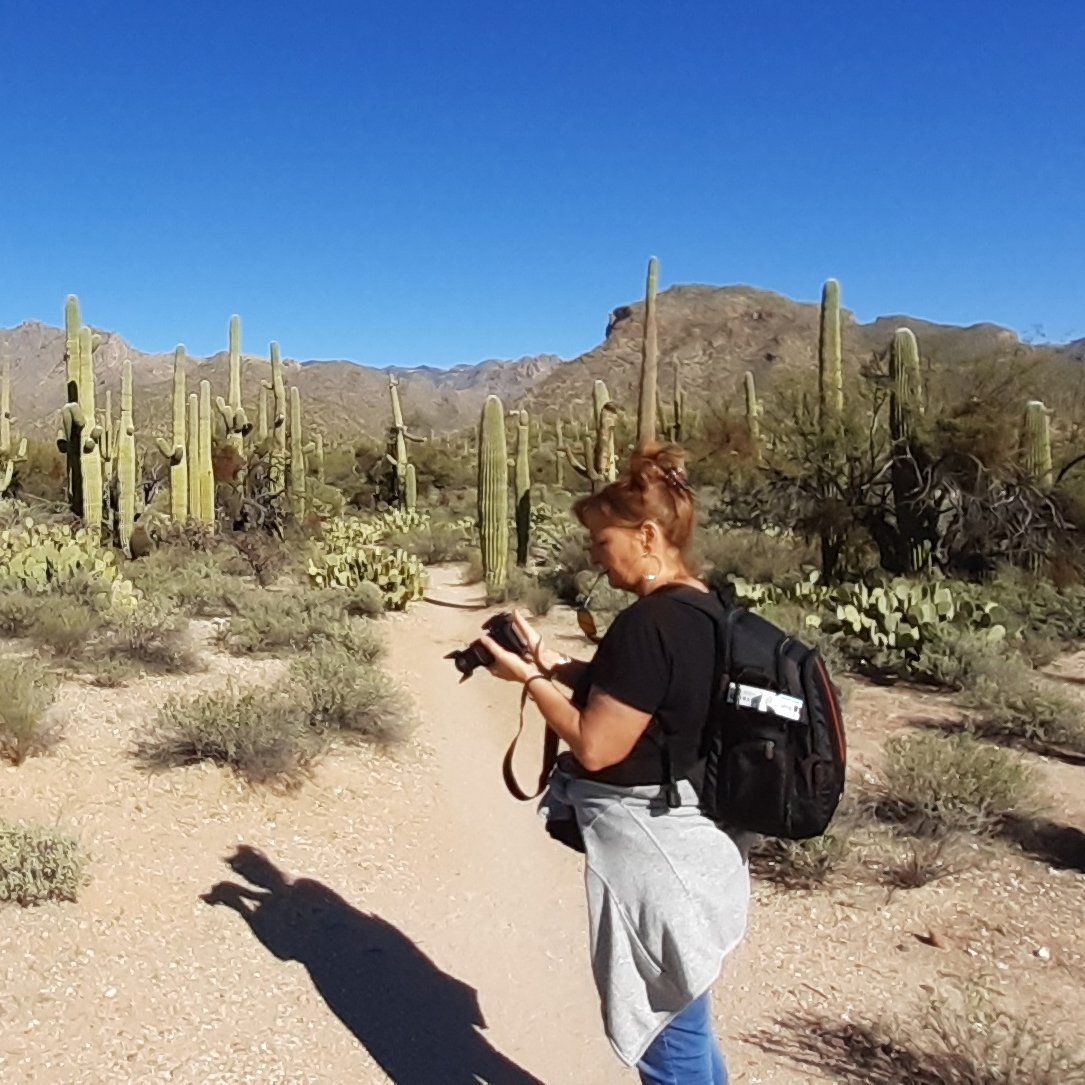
top-left (663, 466), bottom-right (694, 494)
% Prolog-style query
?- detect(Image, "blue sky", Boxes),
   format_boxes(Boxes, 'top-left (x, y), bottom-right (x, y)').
top-left (1, 2), bottom-right (1083, 365)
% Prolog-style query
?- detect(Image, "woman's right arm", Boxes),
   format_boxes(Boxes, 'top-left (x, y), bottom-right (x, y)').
top-left (542, 654), bottom-right (589, 690)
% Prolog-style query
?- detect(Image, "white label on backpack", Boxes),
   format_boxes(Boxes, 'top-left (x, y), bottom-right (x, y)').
top-left (728, 683), bottom-right (805, 721)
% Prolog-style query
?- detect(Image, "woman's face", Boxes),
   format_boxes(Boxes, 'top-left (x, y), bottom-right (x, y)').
top-left (586, 517), bottom-right (645, 591)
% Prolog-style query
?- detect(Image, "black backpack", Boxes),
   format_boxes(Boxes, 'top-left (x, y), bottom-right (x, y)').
top-left (667, 588), bottom-right (847, 840)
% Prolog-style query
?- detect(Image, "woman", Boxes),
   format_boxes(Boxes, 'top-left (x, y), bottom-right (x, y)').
top-left (480, 443), bottom-right (749, 1085)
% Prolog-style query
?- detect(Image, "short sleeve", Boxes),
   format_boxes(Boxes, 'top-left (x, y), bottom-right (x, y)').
top-left (588, 603), bottom-right (671, 715)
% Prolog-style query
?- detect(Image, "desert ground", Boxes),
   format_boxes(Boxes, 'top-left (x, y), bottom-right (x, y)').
top-left (1, 564), bottom-right (1082, 1084)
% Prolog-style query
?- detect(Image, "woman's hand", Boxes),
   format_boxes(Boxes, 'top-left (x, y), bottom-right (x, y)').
top-left (479, 632), bottom-right (539, 684)
top-left (510, 609), bottom-right (566, 675)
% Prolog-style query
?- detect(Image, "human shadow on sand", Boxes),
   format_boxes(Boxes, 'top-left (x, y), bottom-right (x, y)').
top-left (202, 846), bottom-right (542, 1085)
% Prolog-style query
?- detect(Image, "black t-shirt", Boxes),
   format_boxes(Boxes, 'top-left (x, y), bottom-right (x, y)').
top-left (570, 584), bottom-right (718, 786)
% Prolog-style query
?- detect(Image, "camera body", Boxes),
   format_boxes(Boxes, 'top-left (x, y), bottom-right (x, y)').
top-left (446, 611), bottom-right (529, 678)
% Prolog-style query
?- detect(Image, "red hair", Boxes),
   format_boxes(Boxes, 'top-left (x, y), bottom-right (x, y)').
top-left (573, 442), bottom-right (696, 554)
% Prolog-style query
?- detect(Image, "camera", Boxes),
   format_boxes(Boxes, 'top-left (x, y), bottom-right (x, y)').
top-left (445, 611), bottom-right (529, 679)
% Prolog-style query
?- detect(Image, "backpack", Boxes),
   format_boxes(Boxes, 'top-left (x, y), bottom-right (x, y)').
top-left (668, 588), bottom-right (846, 840)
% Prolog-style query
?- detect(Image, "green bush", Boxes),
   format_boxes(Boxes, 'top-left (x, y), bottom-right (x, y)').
top-left (873, 731), bottom-right (1040, 836)
top-left (28, 598), bottom-right (102, 658)
top-left (134, 683), bottom-right (324, 789)
top-left (750, 830), bottom-right (852, 890)
top-left (127, 552), bottom-right (248, 617)
top-left (0, 821), bottom-right (87, 905)
top-left (291, 649), bottom-right (417, 746)
top-left (104, 599), bottom-right (203, 674)
top-left (0, 589), bottom-right (37, 636)
top-left (696, 526), bottom-right (815, 588)
top-left (0, 657), bottom-right (58, 764)
top-left (216, 592), bottom-right (382, 658)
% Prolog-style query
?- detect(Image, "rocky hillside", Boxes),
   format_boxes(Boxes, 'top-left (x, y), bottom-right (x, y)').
top-left (2, 285), bottom-right (1078, 445)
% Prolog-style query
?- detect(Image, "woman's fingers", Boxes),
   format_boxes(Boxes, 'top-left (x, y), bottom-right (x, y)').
top-left (511, 608), bottom-right (540, 650)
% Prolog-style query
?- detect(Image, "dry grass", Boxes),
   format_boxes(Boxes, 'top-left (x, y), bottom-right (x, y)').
top-left (0, 656), bottom-right (59, 764)
top-left (133, 683), bottom-right (325, 790)
top-left (0, 821), bottom-right (87, 906)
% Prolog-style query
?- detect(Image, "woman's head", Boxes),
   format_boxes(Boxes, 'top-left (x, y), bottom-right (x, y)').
top-left (573, 443), bottom-right (697, 593)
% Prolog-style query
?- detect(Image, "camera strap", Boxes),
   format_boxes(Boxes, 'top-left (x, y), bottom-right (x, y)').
top-left (502, 684), bottom-right (560, 801)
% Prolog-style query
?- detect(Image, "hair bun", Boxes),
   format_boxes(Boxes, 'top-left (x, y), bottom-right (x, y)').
top-left (627, 442), bottom-right (690, 493)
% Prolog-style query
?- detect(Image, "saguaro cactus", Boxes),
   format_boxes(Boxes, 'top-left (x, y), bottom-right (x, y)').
top-left (565, 380), bottom-right (618, 492)
top-left (312, 432), bottom-right (325, 484)
top-left (818, 278), bottom-right (843, 426)
top-left (288, 385), bottom-right (307, 519)
top-left (1021, 400), bottom-right (1053, 491)
top-left (77, 326), bottom-right (103, 530)
top-left (744, 370), bottom-right (761, 451)
top-left (478, 395), bottom-right (509, 594)
top-left (636, 256), bottom-right (659, 451)
top-left (58, 296), bottom-right (104, 525)
top-left (888, 328), bottom-right (927, 572)
top-left (1, 348), bottom-right (27, 496)
top-left (386, 375), bottom-right (425, 506)
top-left (155, 346), bottom-right (187, 521)
top-left (116, 359), bottom-right (137, 553)
top-left (263, 343), bottom-right (288, 494)
top-left (219, 315), bottom-right (248, 455)
top-left (554, 417), bottom-right (566, 487)
top-left (513, 409), bottom-right (531, 566)
top-left (198, 380), bottom-right (214, 525)
top-left (186, 392), bottom-right (200, 518)
top-left (257, 383), bottom-right (269, 443)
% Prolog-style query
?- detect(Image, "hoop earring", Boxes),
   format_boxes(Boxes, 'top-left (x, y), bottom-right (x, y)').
top-left (641, 553), bottom-right (663, 583)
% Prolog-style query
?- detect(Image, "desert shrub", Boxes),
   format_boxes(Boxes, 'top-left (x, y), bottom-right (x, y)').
top-left (28, 598), bottom-right (102, 658)
top-left (217, 592), bottom-right (383, 660)
top-left (134, 683), bottom-right (324, 788)
top-left (228, 531), bottom-right (298, 587)
top-left (291, 649), bottom-right (416, 745)
top-left (0, 821), bottom-right (87, 905)
top-left (384, 517), bottom-right (475, 564)
top-left (127, 551), bottom-right (248, 617)
top-left (750, 829), bottom-right (852, 890)
top-left (460, 549), bottom-right (486, 585)
top-left (103, 599), bottom-right (203, 674)
top-left (86, 658), bottom-right (138, 688)
top-left (748, 986), bottom-right (1085, 1084)
top-left (312, 582), bottom-right (385, 618)
top-left (696, 526), bottom-right (815, 588)
top-left (873, 833), bottom-right (983, 891)
top-left (0, 657), bottom-right (58, 764)
top-left (0, 589), bottom-right (37, 636)
top-left (872, 731), bottom-right (1039, 836)
top-left (523, 583), bottom-right (557, 617)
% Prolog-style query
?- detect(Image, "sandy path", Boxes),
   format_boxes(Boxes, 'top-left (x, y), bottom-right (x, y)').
top-left (2, 564), bottom-right (1082, 1083)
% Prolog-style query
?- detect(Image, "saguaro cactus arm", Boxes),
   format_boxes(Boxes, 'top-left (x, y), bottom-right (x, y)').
top-left (636, 256), bottom-right (659, 450)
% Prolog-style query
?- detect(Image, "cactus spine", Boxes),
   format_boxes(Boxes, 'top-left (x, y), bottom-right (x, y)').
top-left (818, 278), bottom-right (843, 426)
top-left (636, 256), bottom-right (659, 451)
top-left (288, 385), bottom-right (306, 519)
top-left (117, 359), bottom-right (137, 553)
top-left (155, 346), bottom-right (187, 521)
top-left (478, 395), bottom-right (509, 594)
top-left (514, 409), bottom-right (531, 565)
top-left (1022, 400), bottom-right (1053, 491)
top-left (198, 380), bottom-right (214, 525)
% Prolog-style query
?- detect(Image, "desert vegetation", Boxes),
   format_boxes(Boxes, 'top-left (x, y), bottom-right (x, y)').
top-left (1, 268), bottom-right (1083, 1081)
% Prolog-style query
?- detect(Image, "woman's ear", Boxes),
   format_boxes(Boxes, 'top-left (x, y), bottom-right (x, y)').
top-left (640, 520), bottom-right (660, 550)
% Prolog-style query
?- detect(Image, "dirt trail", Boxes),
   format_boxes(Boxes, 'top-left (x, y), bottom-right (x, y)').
top-left (2, 565), bottom-right (1082, 1084)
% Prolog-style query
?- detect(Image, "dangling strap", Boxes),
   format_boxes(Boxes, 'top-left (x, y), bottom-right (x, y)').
top-left (502, 683), bottom-right (560, 801)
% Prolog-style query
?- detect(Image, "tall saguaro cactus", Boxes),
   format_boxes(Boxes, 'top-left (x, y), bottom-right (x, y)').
top-left (263, 343), bottom-right (288, 495)
top-left (116, 359), bottom-right (137, 553)
top-left (58, 295), bottom-right (104, 526)
top-left (818, 278), bottom-right (843, 427)
top-left (386, 375), bottom-right (425, 507)
top-left (636, 256), bottom-right (659, 451)
top-left (1021, 400), bottom-right (1053, 491)
top-left (198, 380), bottom-right (214, 525)
top-left (186, 392), bottom-right (200, 519)
top-left (513, 409), bottom-right (531, 566)
top-left (217, 315), bottom-right (251, 455)
top-left (288, 385), bottom-right (307, 519)
top-left (888, 328), bottom-right (927, 572)
top-left (155, 346), bottom-right (187, 521)
top-left (554, 417), bottom-right (566, 487)
top-left (744, 370), bottom-right (761, 451)
top-left (565, 379), bottom-right (618, 492)
top-left (1, 348), bottom-right (27, 496)
top-left (478, 395), bottom-right (509, 594)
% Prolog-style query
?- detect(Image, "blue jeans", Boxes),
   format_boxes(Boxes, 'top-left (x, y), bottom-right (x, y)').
top-left (637, 994), bottom-right (728, 1085)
